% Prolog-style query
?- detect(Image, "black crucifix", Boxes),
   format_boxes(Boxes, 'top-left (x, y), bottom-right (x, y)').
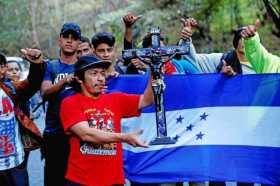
top-left (122, 27), bottom-right (190, 145)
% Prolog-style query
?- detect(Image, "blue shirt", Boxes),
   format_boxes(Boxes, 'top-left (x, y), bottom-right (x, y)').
top-left (171, 58), bottom-right (199, 74)
top-left (43, 59), bottom-right (75, 134)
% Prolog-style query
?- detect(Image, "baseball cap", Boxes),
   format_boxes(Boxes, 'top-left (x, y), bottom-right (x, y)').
top-left (60, 22), bottom-right (81, 40)
top-left (74, 55), bottom-right (111, 73)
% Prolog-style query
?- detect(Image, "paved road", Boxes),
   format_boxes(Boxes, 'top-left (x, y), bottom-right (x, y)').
top-left (28, 114), bottom-right (44, 186)
top-left (28, 150), bottom-right (44, 186)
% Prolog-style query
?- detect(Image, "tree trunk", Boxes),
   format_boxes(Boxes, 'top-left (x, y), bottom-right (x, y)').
top-left (29, 0), bottom-right (41, 48)
top-left (263, 0), bottom-right (280, 37)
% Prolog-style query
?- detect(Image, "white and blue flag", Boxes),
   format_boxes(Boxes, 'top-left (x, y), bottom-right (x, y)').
top-left (107, 74), bottom-right (280, 185)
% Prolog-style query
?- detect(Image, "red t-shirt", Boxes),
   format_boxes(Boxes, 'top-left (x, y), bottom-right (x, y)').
top-left (60, 93), bottom-right (141, 186)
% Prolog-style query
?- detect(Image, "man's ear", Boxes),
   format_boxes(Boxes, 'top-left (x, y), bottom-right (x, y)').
top-left (58, 36), bottom-right (62, 47)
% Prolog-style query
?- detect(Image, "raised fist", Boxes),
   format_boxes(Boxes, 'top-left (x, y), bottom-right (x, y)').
top-left (241, 19), bottom-right (261, 39)
top-left (20, 48), bottom-right (43, 64)
top-left (181, 17), bottom-right (198, 28)
top-left (123, 13), bottom-right (142, 27)
top-left (180, 18), bottom-right (198, 40)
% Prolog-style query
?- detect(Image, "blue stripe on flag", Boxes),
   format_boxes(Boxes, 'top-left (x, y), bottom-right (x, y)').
top-left (107, 74), bottom-right (280, 112)
top-left (124, 145), bottom-right (280, 184)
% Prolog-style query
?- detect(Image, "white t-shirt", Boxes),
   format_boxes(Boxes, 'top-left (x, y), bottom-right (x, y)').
top-left (0, 88), bottom-right (24, 170)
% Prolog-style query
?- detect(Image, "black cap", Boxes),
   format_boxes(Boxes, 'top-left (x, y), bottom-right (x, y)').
top-left (0, 52), bottom-right (7, 65)
top-left (74, 55), bottom-right (111, 73)
top-left (60, 22), bottom-right (81, 40)
top-left (91, 32), bottom-right (115, 48)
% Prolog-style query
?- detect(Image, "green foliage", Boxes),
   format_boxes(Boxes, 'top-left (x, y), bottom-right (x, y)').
top-left (0, 0), bottom-right (30, 54)
top-left (130, 0), bottom-right (280, 54)
top-left (0, 0), bottom-right (279, 57)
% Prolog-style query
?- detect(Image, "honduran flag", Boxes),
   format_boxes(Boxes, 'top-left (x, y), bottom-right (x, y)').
top-left (107, 74), bottom-right (280, 185)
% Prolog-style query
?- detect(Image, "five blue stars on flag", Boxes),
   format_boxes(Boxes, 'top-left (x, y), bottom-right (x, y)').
top-left (174, 112), bottom-right (208, 142)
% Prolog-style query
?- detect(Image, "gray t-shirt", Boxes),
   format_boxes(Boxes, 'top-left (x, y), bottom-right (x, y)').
top-left (183, 41), bottom-right (256, 74)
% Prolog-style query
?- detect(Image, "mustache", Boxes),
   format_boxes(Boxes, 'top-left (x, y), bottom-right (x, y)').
top-left (93, 83), bottom-right (106, 87)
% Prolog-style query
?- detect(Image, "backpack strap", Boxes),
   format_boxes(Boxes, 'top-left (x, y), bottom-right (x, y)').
top-left (0, 80), bottom-right (18, 104)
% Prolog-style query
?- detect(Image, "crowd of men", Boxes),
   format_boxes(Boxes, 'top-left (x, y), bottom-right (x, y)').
top-left (0, 13), bottom-right (279, 186)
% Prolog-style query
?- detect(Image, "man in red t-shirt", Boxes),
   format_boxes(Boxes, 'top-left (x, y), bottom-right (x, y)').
top-left (60, 55), bottom-right (154, 186)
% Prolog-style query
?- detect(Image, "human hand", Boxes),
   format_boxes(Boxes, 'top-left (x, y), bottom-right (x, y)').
top-left (122, 129), bottom-right (148, 148)
top-left (181, 26), bottom-right (192, 40)
top-left (64, 74), bottom-right (75, 84)
top-left (221, 60), bottom-right (236, 76)
top-left (131, 58), bottom-right (147, 70)
top-left (20, 48), bottom-right (43, 64)
top-left (180, 18), bottom-right (197, 40)
top-left (123, 13), bottom-right (142, 27)
top-left (107, 70), bottom-right (119, 78)
top-left (241, 19), bottom-right (261, 39)
top-left (181, 17), bottom-right (197, 28)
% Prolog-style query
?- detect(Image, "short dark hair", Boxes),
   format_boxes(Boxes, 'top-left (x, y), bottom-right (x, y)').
top-left (75, 69), bottom-right (85, 82)
top-left (81, 36), bottom-right (90, 44)
top-left (91, 32), bottom-right (115, 49)
top-left (232, 27), bottom-right (244, 49)
top-left (0, 52), bottom-right (7, 65)
top-left (80, 36), bottom-right (92, 47)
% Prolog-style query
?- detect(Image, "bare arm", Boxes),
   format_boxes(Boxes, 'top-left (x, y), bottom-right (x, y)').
top-left (40, 75), bottom-right (73, 99)
top-left (124, 26), bottom-right (133, 45)
top-left (70, 121), bottom-right (148, 147)
top-left (138, 71), bottom-right (154, 109)
top-left (14, 48), bottom-right (45, 100)
top-left (123, 13), bottom-right (141, 49)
